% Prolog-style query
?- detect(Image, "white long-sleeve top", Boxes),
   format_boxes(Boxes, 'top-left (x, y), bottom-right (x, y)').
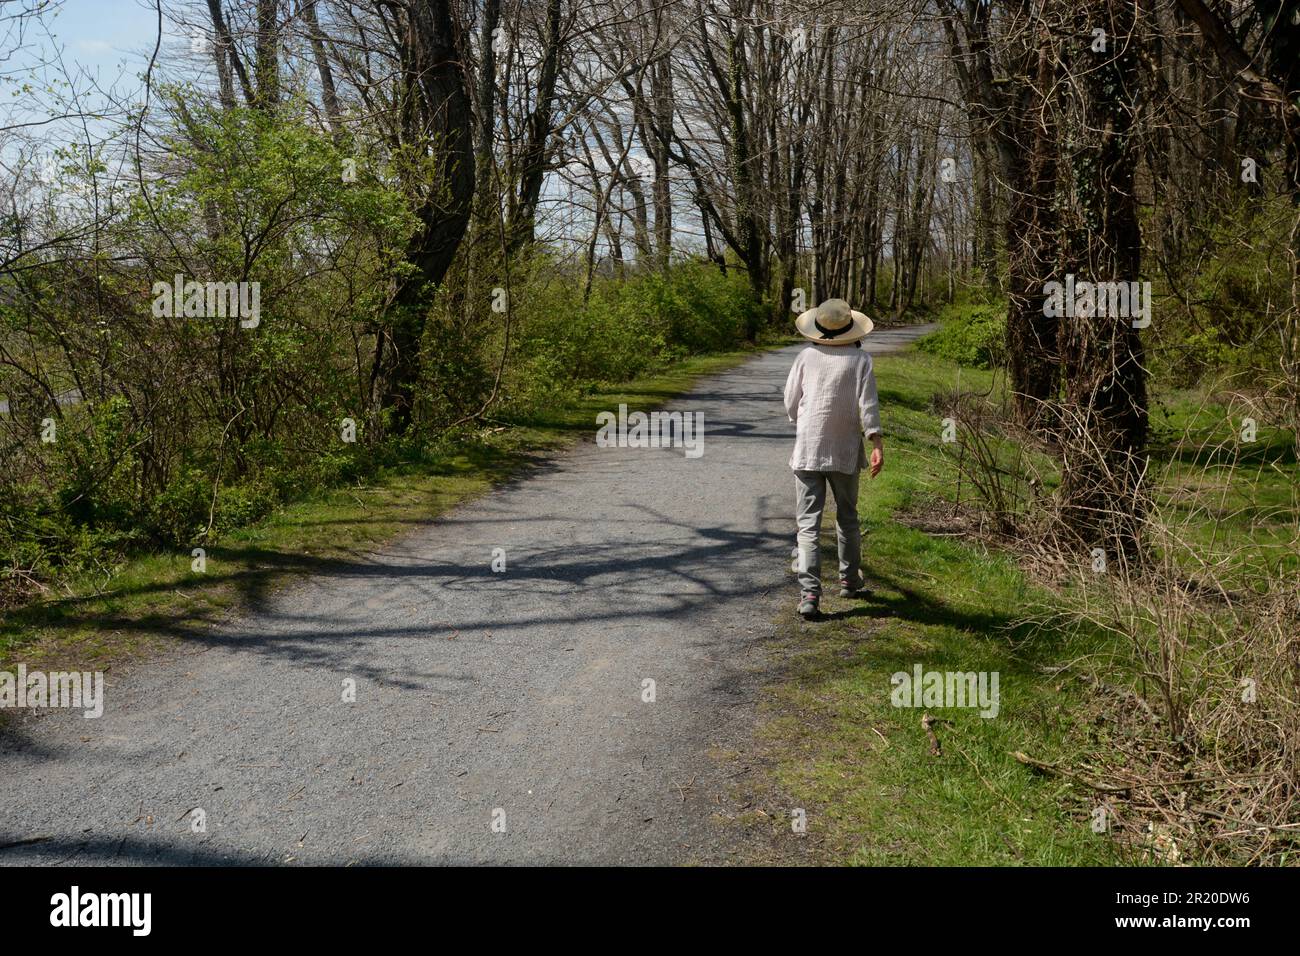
top-left (783, 343), bottom-right (882, 474)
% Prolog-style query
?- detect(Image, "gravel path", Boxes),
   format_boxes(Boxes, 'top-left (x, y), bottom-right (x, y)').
top-left (0, 325), bottom-right (934, 865)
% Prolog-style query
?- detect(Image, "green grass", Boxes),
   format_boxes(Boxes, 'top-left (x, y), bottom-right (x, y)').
top-left (0, 345), bottom-right (779, 672)
top-left (755, 350), bottom-right (1120, 865)
top-left (1147, 385), bottom-right (1299, 582)
top-left (753, 336), bottom-right (1298, 865)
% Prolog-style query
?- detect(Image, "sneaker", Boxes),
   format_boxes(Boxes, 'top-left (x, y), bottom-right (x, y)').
top-left (798, 592), bottom-right (820, 620)
top-left (839, 577), bottom-right (871, 598)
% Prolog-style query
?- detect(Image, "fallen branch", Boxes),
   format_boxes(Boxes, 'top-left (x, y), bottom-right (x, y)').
top-left (922, 713), bottom-right (942, 756)
top-left (1012, 751), bottom-right (1131, 793)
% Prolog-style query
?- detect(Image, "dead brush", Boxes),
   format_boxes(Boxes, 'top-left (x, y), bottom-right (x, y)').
top-left (1043, 552), bottom-right (1300, 864)
top-left (1028, 413), bottom-right (1300, 864)
top-left (941, 377), bottom-right (1300, 863)
top-left (932, 387), bottom-right (1053, 539)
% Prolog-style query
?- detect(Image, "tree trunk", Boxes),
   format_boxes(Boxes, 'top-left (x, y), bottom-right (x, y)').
top-left (1057, 0), bottom-right (1149, 559)
top-left (505, 0), bottom-right (563, 251)
top-left (302, 0), bottom-right (340, 136)
top-left (1004, 10), bottom-right (1060, 430)
top-left (376, 0), bottom-right (476, 434)
top-left (254, 0), bottom-right (280, 111)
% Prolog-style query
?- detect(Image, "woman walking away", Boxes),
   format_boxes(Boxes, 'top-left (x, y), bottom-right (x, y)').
top-left (783, 298), bottom-right (883, 621)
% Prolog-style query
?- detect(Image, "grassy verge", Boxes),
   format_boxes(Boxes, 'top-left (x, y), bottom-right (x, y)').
top-left (0, 344), bottom-right (782, 672)
top-left (750, 348), bottom-right (1122, 865)
top-left (750, 322), bottom-right (1297, 865)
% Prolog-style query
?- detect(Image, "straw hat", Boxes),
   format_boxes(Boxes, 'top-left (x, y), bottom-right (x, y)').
top-left (794, 298), bottom-right (874, 345)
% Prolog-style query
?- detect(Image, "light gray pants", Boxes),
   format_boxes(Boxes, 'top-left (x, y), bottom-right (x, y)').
top-left (793, 469), bottom-right (861, 596)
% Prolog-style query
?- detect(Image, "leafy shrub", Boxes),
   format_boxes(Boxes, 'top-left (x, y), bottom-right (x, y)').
top-left (503, 260), bottom-right (758, 416)
top-left (0, 90), bottom-right (761, 610)
top-left (917, 302), bottom-right (1007, 369)
top-left (146, 467), bottom-right (213, 547)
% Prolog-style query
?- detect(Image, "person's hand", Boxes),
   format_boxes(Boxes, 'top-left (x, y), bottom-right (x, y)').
top-left (869, 444), bottom-right (883, 478)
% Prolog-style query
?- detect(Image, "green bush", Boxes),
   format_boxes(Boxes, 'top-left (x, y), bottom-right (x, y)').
top-left (146, 466), bottom-right (213, 547)
top-left (917, 302), bottom-right (1007, 369)
top-left (50, 397), bottom-right (146, 536)
top-left (0, 96), bottom-right (762, 610)
top-left (503, 260), bottom-right (759, 416)
top-left (1154, 211), bottom-right (1291, 387)
top-left (211, 478), bottom-right (277, 536)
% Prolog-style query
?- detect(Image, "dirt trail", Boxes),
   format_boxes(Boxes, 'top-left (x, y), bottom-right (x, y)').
top-left (0, 325), bottom-right (934, 865)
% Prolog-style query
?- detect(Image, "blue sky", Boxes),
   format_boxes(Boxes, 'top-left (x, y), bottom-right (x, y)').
top-left (6, 0), bottom-right (210, 152)
top-left (44, 0), bottom-right (162, 79)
